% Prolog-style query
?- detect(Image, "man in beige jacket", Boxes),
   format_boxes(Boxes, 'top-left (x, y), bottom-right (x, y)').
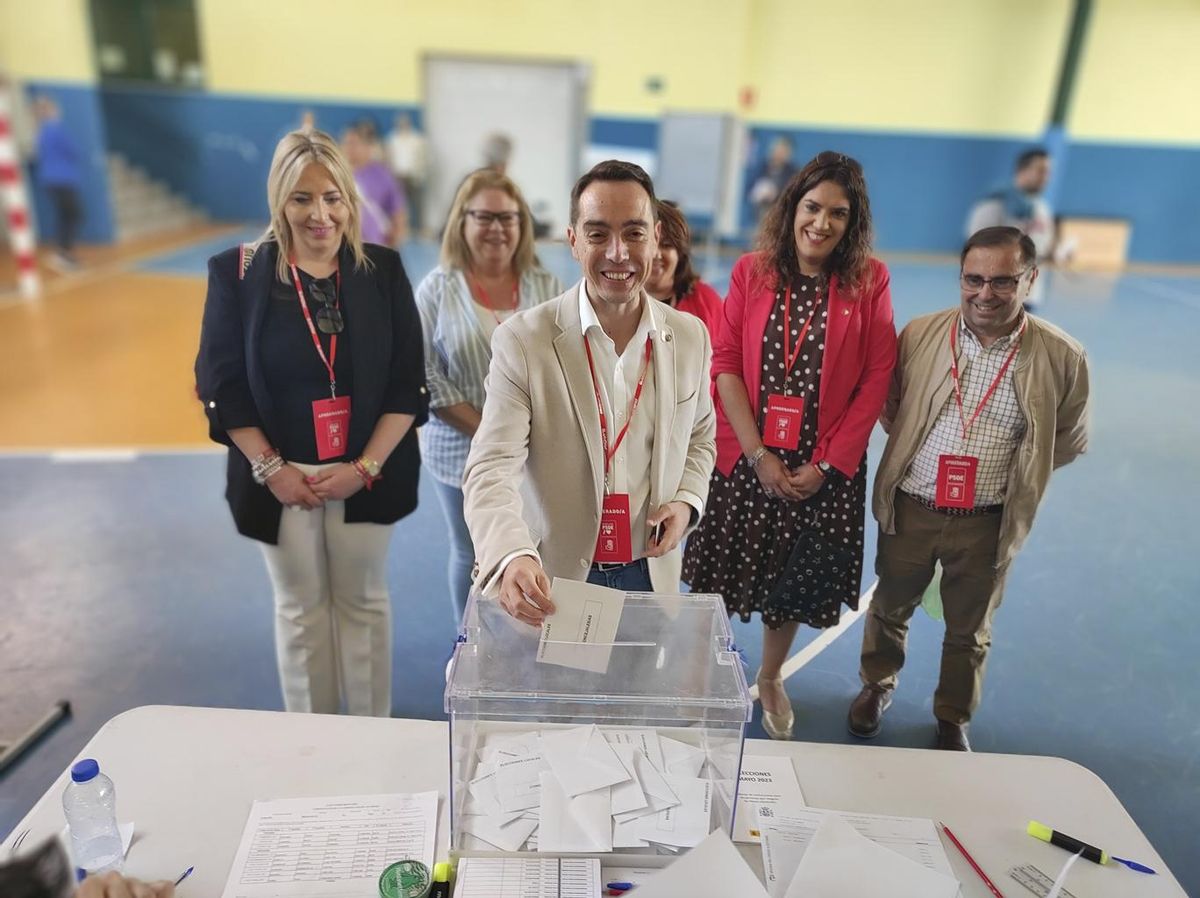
top-left (463, 161), bottom-right (716, 625)
top-left (848, 226), bottom-right (1090, 751)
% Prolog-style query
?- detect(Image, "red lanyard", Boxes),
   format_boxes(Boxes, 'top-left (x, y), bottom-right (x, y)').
top-left (949, 317), bottom-right (1025, 445)
top-left (583, 334), bottom-right (653, 490)
top-left (289, 261), bottom-right (341, 398)
top-left (782, 285), bottom-right (824, 389)
top-left (470, 275), bottom-right (519, 326)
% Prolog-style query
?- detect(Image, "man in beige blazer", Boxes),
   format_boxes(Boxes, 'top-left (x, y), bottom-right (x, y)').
top-left (463, 161), bottom-right (716, 625)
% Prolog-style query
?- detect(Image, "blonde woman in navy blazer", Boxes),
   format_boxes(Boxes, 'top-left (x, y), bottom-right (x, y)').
top-left (195, 130), bottom-right (428, 717)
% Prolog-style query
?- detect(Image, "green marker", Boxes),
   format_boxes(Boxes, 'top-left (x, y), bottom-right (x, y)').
top-left (379, 859), bottom-right (432, 898)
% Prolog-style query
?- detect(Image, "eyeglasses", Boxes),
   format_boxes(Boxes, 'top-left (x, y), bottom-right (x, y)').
top-left (960, 268), bottom-right (1030, 296)
top-left (309, 278), bottom-right (344, 334)
top-left (466, 209), bottom-right (521, 228)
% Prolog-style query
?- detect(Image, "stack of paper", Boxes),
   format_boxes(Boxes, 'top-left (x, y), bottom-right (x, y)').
top-left (759, 808), bottom-right (959, 898)
top-left (459, 725), bottom-right (713, 854)
top-left (455, 857), bottom-right (599, 898)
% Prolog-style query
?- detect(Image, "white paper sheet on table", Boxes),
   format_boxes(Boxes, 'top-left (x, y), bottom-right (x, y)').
top-left (733, 755), bottom-right (806, 843)
top-left (759, 806), bottom-right (956, 898)
top-left (537, 578), bottom-right (625, 673)
top-left (219, 791), bottom-right (438, 898)
top-left (783, 814), bottom-right (959, 898)
top-left (455, 857), bottom-right (600, 898)
top-left (632, 829), bottom-right (771, 897)
top-left (536, 772), bottom-right (613, 853)
top-left (541, 725), bottom-right (629, 797)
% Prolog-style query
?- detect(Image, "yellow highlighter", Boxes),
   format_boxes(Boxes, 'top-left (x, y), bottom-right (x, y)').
top-left (1027, 821), bottom-right (1157, 874)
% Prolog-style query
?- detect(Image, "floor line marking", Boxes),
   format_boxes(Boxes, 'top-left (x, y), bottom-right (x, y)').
top-left (748, 579), bottom-right (877, 700)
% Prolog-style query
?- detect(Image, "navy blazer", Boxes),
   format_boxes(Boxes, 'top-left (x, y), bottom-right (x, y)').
top-left (194, 240), bottom-right (429, 544)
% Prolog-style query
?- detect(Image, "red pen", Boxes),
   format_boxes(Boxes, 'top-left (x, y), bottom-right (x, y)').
top-left (940, 822), bottom-right (1006, 898)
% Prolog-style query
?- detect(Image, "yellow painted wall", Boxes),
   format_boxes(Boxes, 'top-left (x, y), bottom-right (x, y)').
top-left (200, 0), bottom-right (1077, 135)
top-left (199, 0), bottom-right (751, 116)
top-left (0, 0), bottom-right (95, 82)
top-left (1070, 0), bottom-right (1200, 144)
top-left (745, 0), bottom-right (1072, 135)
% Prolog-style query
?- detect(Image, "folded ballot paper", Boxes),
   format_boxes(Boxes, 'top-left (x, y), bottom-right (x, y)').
top-left (634, 816), bottom-right (960, 898)
top-left (537, 579), bottom-right (626, 674)
top-left (458, 725), bottom-right (715, 854)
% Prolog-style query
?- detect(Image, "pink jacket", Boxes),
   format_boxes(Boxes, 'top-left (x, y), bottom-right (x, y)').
top-left (711, 253), bottom-right (896, 478)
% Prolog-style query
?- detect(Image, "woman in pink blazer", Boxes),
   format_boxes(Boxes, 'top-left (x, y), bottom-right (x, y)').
top-left (683, 152), bottom-right (896, 740)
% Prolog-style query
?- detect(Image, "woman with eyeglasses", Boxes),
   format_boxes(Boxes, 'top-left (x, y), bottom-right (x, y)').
top-left (646, 200), bottom-right (723, 346)
top-left (415, 169), bottom-right (563, 624)
top-left (195, 129), bottom-right (428, 717)
top-left (682, 151), bottom-right (897, 740)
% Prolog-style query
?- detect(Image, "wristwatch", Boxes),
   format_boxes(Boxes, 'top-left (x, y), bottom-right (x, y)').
top-left (815, 460), bottom-right (836, 479)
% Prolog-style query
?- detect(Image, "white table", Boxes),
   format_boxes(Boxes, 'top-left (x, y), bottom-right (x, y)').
top-left (2, 706), bottom-right (1184, 896)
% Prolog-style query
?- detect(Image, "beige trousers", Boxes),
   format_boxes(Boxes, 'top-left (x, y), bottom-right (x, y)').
top-left (259, 462), bottom-right (394, 717)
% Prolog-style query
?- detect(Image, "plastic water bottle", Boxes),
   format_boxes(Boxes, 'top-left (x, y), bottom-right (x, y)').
top-left (62, 758), bottom-right (124, 874)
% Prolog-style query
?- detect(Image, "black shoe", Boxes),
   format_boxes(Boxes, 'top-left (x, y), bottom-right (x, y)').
top-left (936, 720), bottom-right (971, 751)
top-left (847, 685), bottom-right (892, 739)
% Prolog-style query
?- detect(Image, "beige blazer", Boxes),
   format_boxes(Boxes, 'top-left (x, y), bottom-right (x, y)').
top-left (463, 283), bottom-right (716, 593)
top-left (873, 308), bottom-right (1090, 568)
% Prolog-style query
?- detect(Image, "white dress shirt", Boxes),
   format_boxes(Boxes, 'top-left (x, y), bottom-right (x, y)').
top-left (580, 280), bottom-right (658, 559)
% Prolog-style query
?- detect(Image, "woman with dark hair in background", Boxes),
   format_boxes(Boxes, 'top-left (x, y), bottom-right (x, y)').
top-left (645, 200), bottom-right (723, 345)
top-left (195, 129), bottom-right (428, 717)
top-left (683, 152), bottom-right (896, 739)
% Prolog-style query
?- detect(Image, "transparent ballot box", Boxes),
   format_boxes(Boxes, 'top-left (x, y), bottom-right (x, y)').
top-left (445, 591), bottom-right (752, 858)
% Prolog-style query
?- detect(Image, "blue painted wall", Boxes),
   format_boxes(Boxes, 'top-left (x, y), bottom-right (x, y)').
top-left (25, 82), bottom-right (116, 244)
top-left (96, 87), bottom-right (1200, 263)
top-left (100, 85), bottom-right (420, 224)
top-left (1058, 141), bottom-right (1200, 264)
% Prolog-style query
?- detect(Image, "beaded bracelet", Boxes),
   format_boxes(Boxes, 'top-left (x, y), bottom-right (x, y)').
top-left (250, 449), bottom-right (284, 485)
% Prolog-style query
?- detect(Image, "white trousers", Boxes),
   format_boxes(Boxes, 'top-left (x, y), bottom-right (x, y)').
top-left (259, 462), bottom-right (394, 717)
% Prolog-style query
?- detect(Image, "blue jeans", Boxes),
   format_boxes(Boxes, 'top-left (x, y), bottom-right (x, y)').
top-left (431, 478), bottom-right (475, 626)
top-left (586, 558), bottom-right (653, 592)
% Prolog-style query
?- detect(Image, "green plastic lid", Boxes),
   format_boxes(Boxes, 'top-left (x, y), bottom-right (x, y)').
top-left (379, 859), bottom-right (431, 898)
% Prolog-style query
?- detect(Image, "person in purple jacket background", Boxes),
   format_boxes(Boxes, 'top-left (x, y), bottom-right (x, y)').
top-left (342, 122), bottom-right (408, 247)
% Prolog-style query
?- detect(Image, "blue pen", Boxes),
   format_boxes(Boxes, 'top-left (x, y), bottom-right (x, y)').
top-left (175, 866), bottom-right (195, 886)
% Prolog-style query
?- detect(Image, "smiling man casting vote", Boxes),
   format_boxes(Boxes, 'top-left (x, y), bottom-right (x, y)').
top-left (463, 160), bottom-right (716, 624)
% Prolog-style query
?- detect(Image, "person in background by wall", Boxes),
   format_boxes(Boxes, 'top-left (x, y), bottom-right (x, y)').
top-left (32, 96), bottom-right (84, 272)
top-left (343, 123), bottom-right (408, 247)
top-left (965, 148), bottom-right (1055, 311)
top-left (416, 169), bottom-right (563, 624)
top-left (195, 129), bottom-right (428, 718)
top-left (684, 152), bottom-right (896, 741)
top-left (387, 113), bottom-right (429, 237)
top-left (481, 132), bottom-right (514, 176)
top-left (645, 200), bottom-right (723, 346)
top-left (747, 135), bottom-right (798, 226)
top-left (849, 226), bottom-right (1089, 751)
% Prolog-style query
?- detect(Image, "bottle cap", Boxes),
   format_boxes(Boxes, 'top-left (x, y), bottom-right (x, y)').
top-left (432, 862), bottom-right (451, 883)
top-left (379, 859), bottom-right (431, 898)
top-left (71, 759), bottom-right (100, 783)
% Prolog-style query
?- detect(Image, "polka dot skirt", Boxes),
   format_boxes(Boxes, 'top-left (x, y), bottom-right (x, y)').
top-left (683, 274), bottom-right (866, 630)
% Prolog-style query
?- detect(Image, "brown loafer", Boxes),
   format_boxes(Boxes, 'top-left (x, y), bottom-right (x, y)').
top-left (936, 720), bottom-right (971, 751)
top-left (847, 685), bottom-right (892, 739)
